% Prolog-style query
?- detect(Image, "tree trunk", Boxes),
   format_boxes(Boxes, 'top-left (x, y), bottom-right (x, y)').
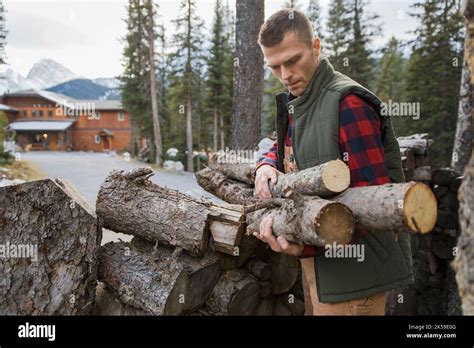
top-left (204, 269), bottom-right (261, 315)
top-left (246, 196), bottom-right (355, 246)
top-left (230, 0), bottom-right (264, 150)
top-left (266, 251), bottom-right (299, 295)
top-left (451, 1), bottom-right (473, 173)
top-left (147, 1), bottom-right (163, 166)
top-left (96, 167), bottom-right (245, 257)
top-left (453, 153), bottom-right (474, 314)
top-left (213, 106), bottom-right (219, 152)
top-left (94, 282), bottom-right (148, 316)
top-left (0, 178), bottom-right (101, 315)
top-left (331, 182), bottom-right (437, 234)
top-left (195, 167), bottom-right (257, 205)
top-left (244, 258), bottom-right (271, 281)
top-left (97, 241), bottom-right (220, 315)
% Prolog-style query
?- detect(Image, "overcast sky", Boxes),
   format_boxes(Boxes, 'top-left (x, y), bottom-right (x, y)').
top-left (4, 0), bottom-right (419, 79)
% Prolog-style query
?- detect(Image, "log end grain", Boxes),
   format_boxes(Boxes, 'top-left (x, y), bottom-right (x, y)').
top-left (315, 202), bottom-right (354, 245)
top-left (404, 182), bottom-right (438, 234)
top-left (322, 159), bottom-right (351, 194)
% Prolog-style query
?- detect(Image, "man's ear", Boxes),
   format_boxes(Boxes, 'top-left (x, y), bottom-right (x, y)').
top-left (312, 36), bottom-right (321, 61)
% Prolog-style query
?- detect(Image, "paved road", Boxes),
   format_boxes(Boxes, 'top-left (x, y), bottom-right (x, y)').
top-left (21, 151), bottom-right (217, 244)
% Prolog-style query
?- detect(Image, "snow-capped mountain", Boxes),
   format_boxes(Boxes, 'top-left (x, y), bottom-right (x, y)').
top-left (0, 68), bottom-right (33, 93)
top-left (26, 58), bottom-right (78, 89)
top-left (0, 59), bottom-right (120, 100)
top-left (93, 77), bottom-right (120, 89)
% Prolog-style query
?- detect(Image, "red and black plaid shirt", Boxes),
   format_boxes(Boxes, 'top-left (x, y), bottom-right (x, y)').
top-left (256, 94), bottom-right (391, 258)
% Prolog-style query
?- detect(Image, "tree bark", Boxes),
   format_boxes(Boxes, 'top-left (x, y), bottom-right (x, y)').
top-left (0, 178), bottom-right (101, 315)
top-left (451, 1), bottom-right (473, 173)
top-left (97, 241), bottom-right (220, 315)
top-left (204, 269), bottom-right (261, 315)
top-left (244, 258), bottom-right (271, 281)
top-left (195, 167), bottom-right (257, 205)
top-left (266, 251), bottom-right (299, 295)
top-left (146, 0), bottom-right (163, 166)
top-left (331, 182), bottom-right (437, 234)
top-left (208, 152), bottom-right (255, 185)
top-left (230, 0), bottom-right (264, 150)
top-left (94, 282), bottom-right (148, 316)
top-left (270, 159), bottom-right (350, 198)
top-left (453, 153), bottom-right (474, 314)
top-left (96, 167), bottom-right (245, 257)
top-left (246, 196), bottom-right (355, 246)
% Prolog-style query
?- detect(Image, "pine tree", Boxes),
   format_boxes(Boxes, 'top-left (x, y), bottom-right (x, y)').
top-left (307, 0), bottom-right (324, 42)
top-left (167, 0), bottom-right (205, 172)
top-left (374, 36), bottom-right (405, 103)
top-left (401, 0), bottom-right (464, 167)
top-left (326, 0), bottom-right (351, 69)
top-left (206, 0), bottom-right (234, 152)
top-left (344, 0), bottom-right (381, 88)
top-left (120, 0), bottom-right (150, 156)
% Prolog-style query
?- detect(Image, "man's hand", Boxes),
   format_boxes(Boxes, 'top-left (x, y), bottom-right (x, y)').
top-left (253, 216), bottom-right (304, 256)
top-left (254, 165), bottom-right (282, 199)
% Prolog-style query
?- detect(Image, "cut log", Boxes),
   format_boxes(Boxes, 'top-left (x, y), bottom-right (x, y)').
top-left (412, 166), bottom-right (432, 182)
top-left (267, 251), bottom-right (299, 295)
top-left (204, 269), bottom-right (261, 315)
top-left (94, 282), bottom-right (148, 316)
top-left (195, 167), bottom-right (257, 205)
top-left (215, 234), bottom-right (259, 270)
top-left (432, 168), bottom-right (459, 186)
top-left (253, 296), bottom-right (276, 315)
top-left (208, 152), bottom-right (255, 185)
top-left (97, 241), bottom-right (220, 315)
top-left (0, 178), bottom-right (101, 315)
top-left (244, 259), bottom-right (271, 281)
top-left (247, 196), bottom-right (355, 246)
top-left (397, 135), bottom-right (432, 155)
top-left (270, 159), bottom-right (350, 198)
top-left (332, 182), bottom-right (437, 234)
top-left (275, 293), bottom-right (305, 316)
top-left (96, 167), bottom-right (245, 257)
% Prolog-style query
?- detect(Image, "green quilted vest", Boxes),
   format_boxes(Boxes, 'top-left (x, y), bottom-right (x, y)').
top-left (275, 58), bottom-right (414, 303)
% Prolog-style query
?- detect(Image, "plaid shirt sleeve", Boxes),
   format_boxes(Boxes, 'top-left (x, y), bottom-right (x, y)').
top-left (299, 94), bottom-right (391, 258)
top-left (255, 140), bottom-right (278, 170)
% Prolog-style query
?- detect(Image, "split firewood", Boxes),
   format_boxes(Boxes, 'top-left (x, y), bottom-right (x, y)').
top-left (96, 167), bottom-right (245, 257)
top-left (204, 269), bottom-right (262, 315)
top-left (331, 182), bottom-right (437, 234)
top-left (97, 241), bottom-right (220, 315)
top-left (0, 178), bottom-right (101, 315)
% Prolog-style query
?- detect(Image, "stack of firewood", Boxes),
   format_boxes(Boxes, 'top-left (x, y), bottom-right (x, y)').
top-left (398, 133), bottom-right (433, 182)
top-left (94, 146), bottom-right (438, 315)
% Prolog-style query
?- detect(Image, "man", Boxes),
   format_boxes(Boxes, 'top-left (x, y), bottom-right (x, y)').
top-left (253, 9), bottom-right (414, 316)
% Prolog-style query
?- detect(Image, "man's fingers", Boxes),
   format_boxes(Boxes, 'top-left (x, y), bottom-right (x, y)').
top-left (256, 176), bottom-right (272, 199)
top-left (269, 170), bottom-right (278, 185)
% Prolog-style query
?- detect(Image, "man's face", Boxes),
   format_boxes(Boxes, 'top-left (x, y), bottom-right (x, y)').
top-left (260, 32), bottom-right (320, 97)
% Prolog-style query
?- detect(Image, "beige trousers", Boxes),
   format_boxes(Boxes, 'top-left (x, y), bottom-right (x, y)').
top-left (300, 258), bottom-right (386, 315)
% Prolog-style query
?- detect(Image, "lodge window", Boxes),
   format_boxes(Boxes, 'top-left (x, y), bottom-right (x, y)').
top-left (94, 111), bottom-right (101, 120)
top-left (48, 111), bottom-right (53, 118)
top-left (118, 111), bottom-right (125, 121)
top-left (22, 110), bottom-right (27, 117)
top-left (94, 135), bottom-right (100, 144)
top-left (39, 110), bottom-right (43, 117)
top-left (31, 110), bottom-right (37, 117)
